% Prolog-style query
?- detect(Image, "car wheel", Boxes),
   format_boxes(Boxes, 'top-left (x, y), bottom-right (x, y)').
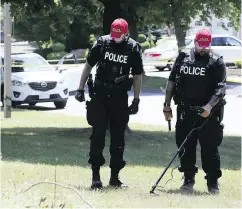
top-left (155, 66), bottom-right (166, 71)
top-left (167, 64), bottom-right (172, 71)
top-left (12, 102), bottom-right (18, 108)
top-left (54, 100), bottom-right (67, 109)
top-left (29, 102), bottom-right (36, 107)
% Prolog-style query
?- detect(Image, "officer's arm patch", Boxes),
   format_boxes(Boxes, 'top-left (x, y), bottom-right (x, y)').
top-left (86, 36), bottom-right (104, 67)
top-left (131, 42), bottom-right (144, 75)
top-left (133, 43), bottom-right (142, 55)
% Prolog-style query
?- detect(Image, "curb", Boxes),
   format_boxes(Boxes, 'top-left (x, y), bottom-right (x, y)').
top-left (227, 81), bottom-right (241, 85)
top-left (226, 78), bottom-right (241, 85)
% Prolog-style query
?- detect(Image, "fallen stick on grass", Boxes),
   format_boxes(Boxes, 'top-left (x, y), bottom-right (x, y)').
top-left (13, 181), bottom-right (93, 208)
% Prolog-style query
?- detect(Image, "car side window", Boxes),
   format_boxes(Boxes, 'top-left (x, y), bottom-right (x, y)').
top-left (225, 38), bottom-right (241, 46)
top-left (211, 37), bottom-right (227, 46)
top-left (11, 59), bottom-right (25, 73)
top-left (62, 53), bottom-right (76, 65)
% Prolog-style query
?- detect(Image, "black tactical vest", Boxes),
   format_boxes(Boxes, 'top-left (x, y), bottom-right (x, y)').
top-left (176, 53), bottom-right (218, 105)
top-left (96, 35), bottom-right (134, 83)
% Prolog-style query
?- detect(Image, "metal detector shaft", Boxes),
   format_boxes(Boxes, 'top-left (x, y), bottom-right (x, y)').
top-left (149, 126), bottom-right (198, 194)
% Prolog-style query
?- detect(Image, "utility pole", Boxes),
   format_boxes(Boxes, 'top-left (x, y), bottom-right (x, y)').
top-left (4, 3), bottom-right (12, 118)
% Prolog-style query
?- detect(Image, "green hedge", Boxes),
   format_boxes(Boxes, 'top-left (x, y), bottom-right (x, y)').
top-left (89, 34), bottom-right (96, 47)
top-left (52, 42), bottom-right (65, 52)
top-left (137, 34), bottom-right (147, 43)
top-left (235, 59), bottom-right (241, 68)
top-left (34, 48), bottom-right (53, 60)
top-left (140, 41), bottom-right (150, 51)
top-left (47, 51), bottom-right (66, 60)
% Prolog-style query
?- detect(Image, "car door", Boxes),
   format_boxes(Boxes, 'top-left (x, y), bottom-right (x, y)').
top-left (224, 37), bottom-right (242, 62)
top-left (211, 37), bottom-right (227, 60)
top-left (211, 37), bottom-right (241, 63)
top-left (56, 53), bottom-right (82, 92)
top-left (159, 41), bottom-right (178, 60)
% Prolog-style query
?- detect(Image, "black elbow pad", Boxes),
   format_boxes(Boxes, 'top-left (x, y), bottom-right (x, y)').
top-left (215, 85), bottom-right (226, 98)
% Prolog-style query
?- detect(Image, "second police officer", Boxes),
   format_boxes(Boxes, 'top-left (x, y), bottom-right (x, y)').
top-left (163, 29), bottom-right (226, 194)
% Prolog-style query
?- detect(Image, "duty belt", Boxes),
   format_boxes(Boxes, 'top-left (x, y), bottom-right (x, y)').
top-left (94, 79), bottom-right (117, 88)
top-left (94, 74), bottom-right (130, 88)
top-left (179, 102), bottom-right (205, 111)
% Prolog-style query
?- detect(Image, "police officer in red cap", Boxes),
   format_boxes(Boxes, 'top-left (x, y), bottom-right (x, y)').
top-left (163, 29), bottom-right (226, 194)
top-left (75, 18), bottom-right (143, 189)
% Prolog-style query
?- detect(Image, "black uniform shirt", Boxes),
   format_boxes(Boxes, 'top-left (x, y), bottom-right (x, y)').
top-left (86, 35), bottom-right (144, 83)
top-left (169, 51), bottom-right (226, 105)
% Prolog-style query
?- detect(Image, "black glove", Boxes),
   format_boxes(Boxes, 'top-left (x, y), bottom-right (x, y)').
top-left (128, 98), bottom-right (140, 115)
top-left (75, 89), bottom-right (85, 102)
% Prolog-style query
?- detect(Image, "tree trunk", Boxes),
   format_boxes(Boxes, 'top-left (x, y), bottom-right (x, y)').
top-left (125, 7), bottom-right (138, 40)
top-left (102, 0), bottom-right (121, 35)
top-left (174, 20), bottom-right (186, 51)
top-left (171, 1), bottom-right (187, 51)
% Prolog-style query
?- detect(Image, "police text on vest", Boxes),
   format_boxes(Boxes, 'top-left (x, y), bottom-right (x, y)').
top-left (104, 52), bottom-right (128, 64)
top-left (180, 66), bottom-right (206, 76)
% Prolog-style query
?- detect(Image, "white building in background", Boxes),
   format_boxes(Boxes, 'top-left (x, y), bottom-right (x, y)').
top-left (186, 14), bottom-right (241, 40)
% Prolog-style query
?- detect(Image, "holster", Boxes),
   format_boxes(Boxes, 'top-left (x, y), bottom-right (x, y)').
top-left (86, 100), bottom-right (96, 126)
top-left (217, 101), bottom-right (225, 122)
top-left (173, 94), bottom-right (180, 105)
top-left (119, 77), bottom-right (133, 91)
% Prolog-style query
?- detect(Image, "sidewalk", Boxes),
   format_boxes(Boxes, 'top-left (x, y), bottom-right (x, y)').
top-left (227, 76), bottom-right (242, 84)
top-left (54, 88), bottom-right (241, 136)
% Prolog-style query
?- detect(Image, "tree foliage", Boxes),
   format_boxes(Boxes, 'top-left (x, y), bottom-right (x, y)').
top-left (2, 0), bottom-right (104, 51)
top-left (137, 0), bottom-right (241, 48)
top-left (1, 0), bottom-right (241, 51)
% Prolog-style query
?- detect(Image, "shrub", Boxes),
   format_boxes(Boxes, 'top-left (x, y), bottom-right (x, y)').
top-left (235, 59), bottom-right (241, 68)
top-left (140, 41), bottom-right (150, 51)
top-left (89, 34), bottom-right (96, 48)
top-left (34, 48), bottom-right (53, 60)
top-left (84, 49), bottom-right (89, 58)
top-left (47, 51), bottom-right (66, 60)
top-left (52, 42), bottom-right (65, 52)
top-left (137, 34), bottom-right (147, 43)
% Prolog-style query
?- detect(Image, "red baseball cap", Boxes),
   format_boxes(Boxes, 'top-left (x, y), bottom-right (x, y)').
top-left (110, 18), bottom-right (128, 39)
top-left (195, 29), bottom-right (212, 48)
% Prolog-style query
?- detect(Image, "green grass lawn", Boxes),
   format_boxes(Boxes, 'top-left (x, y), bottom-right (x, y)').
top-left (142, 75), bottom-right (167, 91)
top-left (1, 110), bottom-right (241, 208)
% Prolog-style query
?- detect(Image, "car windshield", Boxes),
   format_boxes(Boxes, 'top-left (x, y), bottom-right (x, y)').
top-left (156, 40), bottom-right (177, 49)
top-left (156, 39), bottom-right (192, 49)
top-left (185, 38), bottom-right (193, 46)
top-left (11, 55), bottom-right (53, 73)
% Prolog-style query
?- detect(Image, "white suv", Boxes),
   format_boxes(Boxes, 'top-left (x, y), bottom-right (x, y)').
top-left (0, 52), bottom-right (69, 108)
top-left (143, 34), bottom-right (241, 70)
top-left (185, 34), bottom-right (242, 65)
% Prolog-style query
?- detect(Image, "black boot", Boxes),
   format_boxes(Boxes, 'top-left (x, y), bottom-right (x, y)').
top-left (207, 176), bottom-right (219, 194)
top-left (91, 166), bottom-right (103, 189)
top-left (180, 172), bottom-right (195, 191)
top-left (109, 168), bottom-right (127, 188)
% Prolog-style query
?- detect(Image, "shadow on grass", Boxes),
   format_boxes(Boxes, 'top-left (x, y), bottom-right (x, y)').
top-left (1, 106), bottom-right (57, 112)
top-left (155, 188), bottom-right (210, 196)
top-left (1, 127), bottom-right (241, 170)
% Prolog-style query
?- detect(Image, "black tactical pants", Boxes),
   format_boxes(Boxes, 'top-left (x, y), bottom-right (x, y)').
top-left (86, 90), bottom-right (129, 170)
top-left (175, 105), bottom-right (224, 179)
